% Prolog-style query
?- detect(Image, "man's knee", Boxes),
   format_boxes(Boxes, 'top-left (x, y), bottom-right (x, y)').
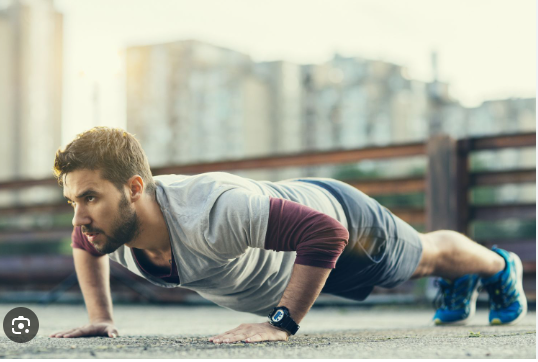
top-left (412, 230), bottom-right (461, 278)
top-left (411, 232), bottom-right (443, 278)
top-left (428, 229), bottom-right (462, 243)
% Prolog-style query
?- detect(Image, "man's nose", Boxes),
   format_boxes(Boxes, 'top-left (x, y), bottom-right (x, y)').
top-left (72, 205), bottom-right (91, 227)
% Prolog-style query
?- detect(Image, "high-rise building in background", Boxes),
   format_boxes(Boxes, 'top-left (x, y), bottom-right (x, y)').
top-left (467, 98), bottom-right (536, 136)
top-left (125, 43), bottom-right (436, 180)
top-left (302, 54), bottom-right (429, 151)
top-left (126, 40), bottom-right (271, 169)
top-left (300, 55), bottom-right (431, 178)
top-left (0, 0), bottom-right (62, 181)
top-left (253, 60), bottom-right (302, 180)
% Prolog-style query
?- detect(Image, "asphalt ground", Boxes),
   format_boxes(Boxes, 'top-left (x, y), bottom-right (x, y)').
top-left (0, 303), bottom-right (535, 359)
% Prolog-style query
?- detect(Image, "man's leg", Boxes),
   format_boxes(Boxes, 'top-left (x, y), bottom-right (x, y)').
top-left (411, 230), bottom-right (505, 280)
top-left (413, 230), bottom-right (527, 326)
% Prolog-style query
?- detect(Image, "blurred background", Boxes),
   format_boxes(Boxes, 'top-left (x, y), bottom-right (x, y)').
top-left (0, 0), bottom-right (535, 307)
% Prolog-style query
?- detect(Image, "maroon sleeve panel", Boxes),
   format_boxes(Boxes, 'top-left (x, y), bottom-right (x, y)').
top-left (71, 226), bottom-right (105, 257)
top-left (265, 197), bottom-right (349, 269)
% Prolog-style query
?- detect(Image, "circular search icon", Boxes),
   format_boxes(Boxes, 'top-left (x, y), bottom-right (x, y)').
top-left (3, 307), bottom-right (39, 343)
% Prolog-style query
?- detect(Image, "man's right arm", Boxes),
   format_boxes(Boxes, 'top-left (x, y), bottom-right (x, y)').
top-left (49, 231), bottom-right (119, 338)
top-left (73, 248), bottom-right (115, 324)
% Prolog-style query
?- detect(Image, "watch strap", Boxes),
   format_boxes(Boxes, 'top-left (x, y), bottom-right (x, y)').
top-left (279, 317), bottom-right (299, 335)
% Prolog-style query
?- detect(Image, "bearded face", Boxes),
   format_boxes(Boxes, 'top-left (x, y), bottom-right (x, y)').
top-left (81, 191), bottom-right (141, 254)
top-left (64, 169), bottom-right (141, 254)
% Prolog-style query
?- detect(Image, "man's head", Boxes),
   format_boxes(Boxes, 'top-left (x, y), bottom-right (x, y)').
top-left (53, 127), bottom-right (155, 253)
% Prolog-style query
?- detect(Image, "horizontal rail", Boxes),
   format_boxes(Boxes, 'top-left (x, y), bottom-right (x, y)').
top-left (0, 202), bottom-right (71, 216)
top-left (468, 132), bottom-right (536, 151)
top-left (347, 177), bottom-right (425, 196)
top-left (475, 238), bottom-right (536, 246)
top-left (470, 168), bottom-right (536, 187)
top-left (0, 178), bottom-right (58, 191)
top-left (0, 133), bottom-right (532, 191)
top-left (470, 203), bottom-right (536, 221)
top-left (0, 143), bottom-right (427, 191)
top-left (153, 143), bottom-right (427, 175)
top-left (0, 255), bottom-right (74, 280)
top-left (0, 228), bottom-right (72, 243)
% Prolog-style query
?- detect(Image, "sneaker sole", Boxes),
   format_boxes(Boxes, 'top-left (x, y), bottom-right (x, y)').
top-left (433, 280), bottom-right (480, 326)
top-left (490, 252), bottom-right (527, 326)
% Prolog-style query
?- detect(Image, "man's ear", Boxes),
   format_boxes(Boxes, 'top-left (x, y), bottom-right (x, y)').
top-left (127, 175), bottom-right (144, 202)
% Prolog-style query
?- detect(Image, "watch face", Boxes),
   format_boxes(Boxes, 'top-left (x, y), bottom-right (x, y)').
top-left (272, 309), bottom-right (284, 323)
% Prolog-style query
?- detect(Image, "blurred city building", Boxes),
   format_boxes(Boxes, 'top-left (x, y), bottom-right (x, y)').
top-left (0, 0), bottom-right (62, 206)
top-left (303, 54), bottom-right (429, 151)
top-left (126, 40), bottom-right (270, 166)
top-left (300, 54), bottom-right (431, 178)
top-left (126, 39), bottom-right (536, 184)
top-left (0, 0), bottom-right (62, 180)
top-left (252, 60), bottom-right (302, 180)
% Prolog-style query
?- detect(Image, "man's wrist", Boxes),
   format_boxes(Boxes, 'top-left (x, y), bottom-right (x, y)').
top-left (266, 321), bottom-right (291, 336)
top-left (268, 306), bottom-right (300, 335)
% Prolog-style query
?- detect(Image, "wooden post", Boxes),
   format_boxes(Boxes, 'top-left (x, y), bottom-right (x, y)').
top-left (425, 134), bottom-right (469, 300)
top-left (426, 134), bottom-right (468, 232)
top-left (455, 139), bottom-right (470, 235)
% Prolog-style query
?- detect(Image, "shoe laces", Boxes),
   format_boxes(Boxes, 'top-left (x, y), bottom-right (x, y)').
top-left (483, 272), bottom-right (519, 310)
top-left (433, 279), bottom-right (469, 310)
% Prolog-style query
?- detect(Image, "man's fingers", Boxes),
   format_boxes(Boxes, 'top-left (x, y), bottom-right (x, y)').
top-left (209, 327), bottom-right (242, 342)
top-left (63, 328), bottom-right (88, 338)
top-left (211, 331), bottom-right (250, 344)
top-left (55, 326), bottom-right (96, 338)
top-left (208, 334), bottom-right (224, 342)
top-left (245, 333), bottom-right (265, 343)
top-left (50, 328), bottom-right (77, 338)
top-left (50, 323), bottom-right (117, 339)
top-left (222, 333), bottom-right (247, 343)
top-left (209, 330), bottom-right (230, 341)
top-left (213, 332), bottom-right (237, 344)
top-left (210, 323), bottom-right (288, 344)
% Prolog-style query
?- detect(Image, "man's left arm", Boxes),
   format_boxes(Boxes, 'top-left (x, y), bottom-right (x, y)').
top-left (208, 263), bottom-right (330, 343)
top-left (209, 196), bottom-right (348, 344)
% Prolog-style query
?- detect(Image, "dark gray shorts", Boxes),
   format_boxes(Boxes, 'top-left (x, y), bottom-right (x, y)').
top-left (295, 178), bottom-right (423, 301)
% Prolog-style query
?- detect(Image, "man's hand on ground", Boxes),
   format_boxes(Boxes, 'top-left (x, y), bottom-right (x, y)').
top-left (208, 322), bottom-right (289, 344)
top-left (49, 321), bottom-right (119, 338)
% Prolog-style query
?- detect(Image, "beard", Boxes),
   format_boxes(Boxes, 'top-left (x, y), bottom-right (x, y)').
top-left (83, 192), bottom-right (141, 254)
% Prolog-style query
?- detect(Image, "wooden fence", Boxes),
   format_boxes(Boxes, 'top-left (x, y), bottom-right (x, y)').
top-left (0, 132), bottom-right (535, 303)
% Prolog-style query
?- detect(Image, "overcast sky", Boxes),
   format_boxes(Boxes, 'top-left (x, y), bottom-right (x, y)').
top-left (53, 0), bottom-right (536, 144)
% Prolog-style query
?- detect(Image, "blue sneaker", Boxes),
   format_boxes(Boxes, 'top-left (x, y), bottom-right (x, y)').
top-left (481, 247), bottom-right (527, 325)
top-left (433, 274), bottom-right (480, 325)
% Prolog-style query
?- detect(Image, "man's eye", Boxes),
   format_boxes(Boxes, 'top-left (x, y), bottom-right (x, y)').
top-left (86, 196), bottom-right (95, 202)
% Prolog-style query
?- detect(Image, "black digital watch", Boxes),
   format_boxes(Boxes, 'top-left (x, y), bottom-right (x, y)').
top-left (268, 306), bottom-right (300, 335)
